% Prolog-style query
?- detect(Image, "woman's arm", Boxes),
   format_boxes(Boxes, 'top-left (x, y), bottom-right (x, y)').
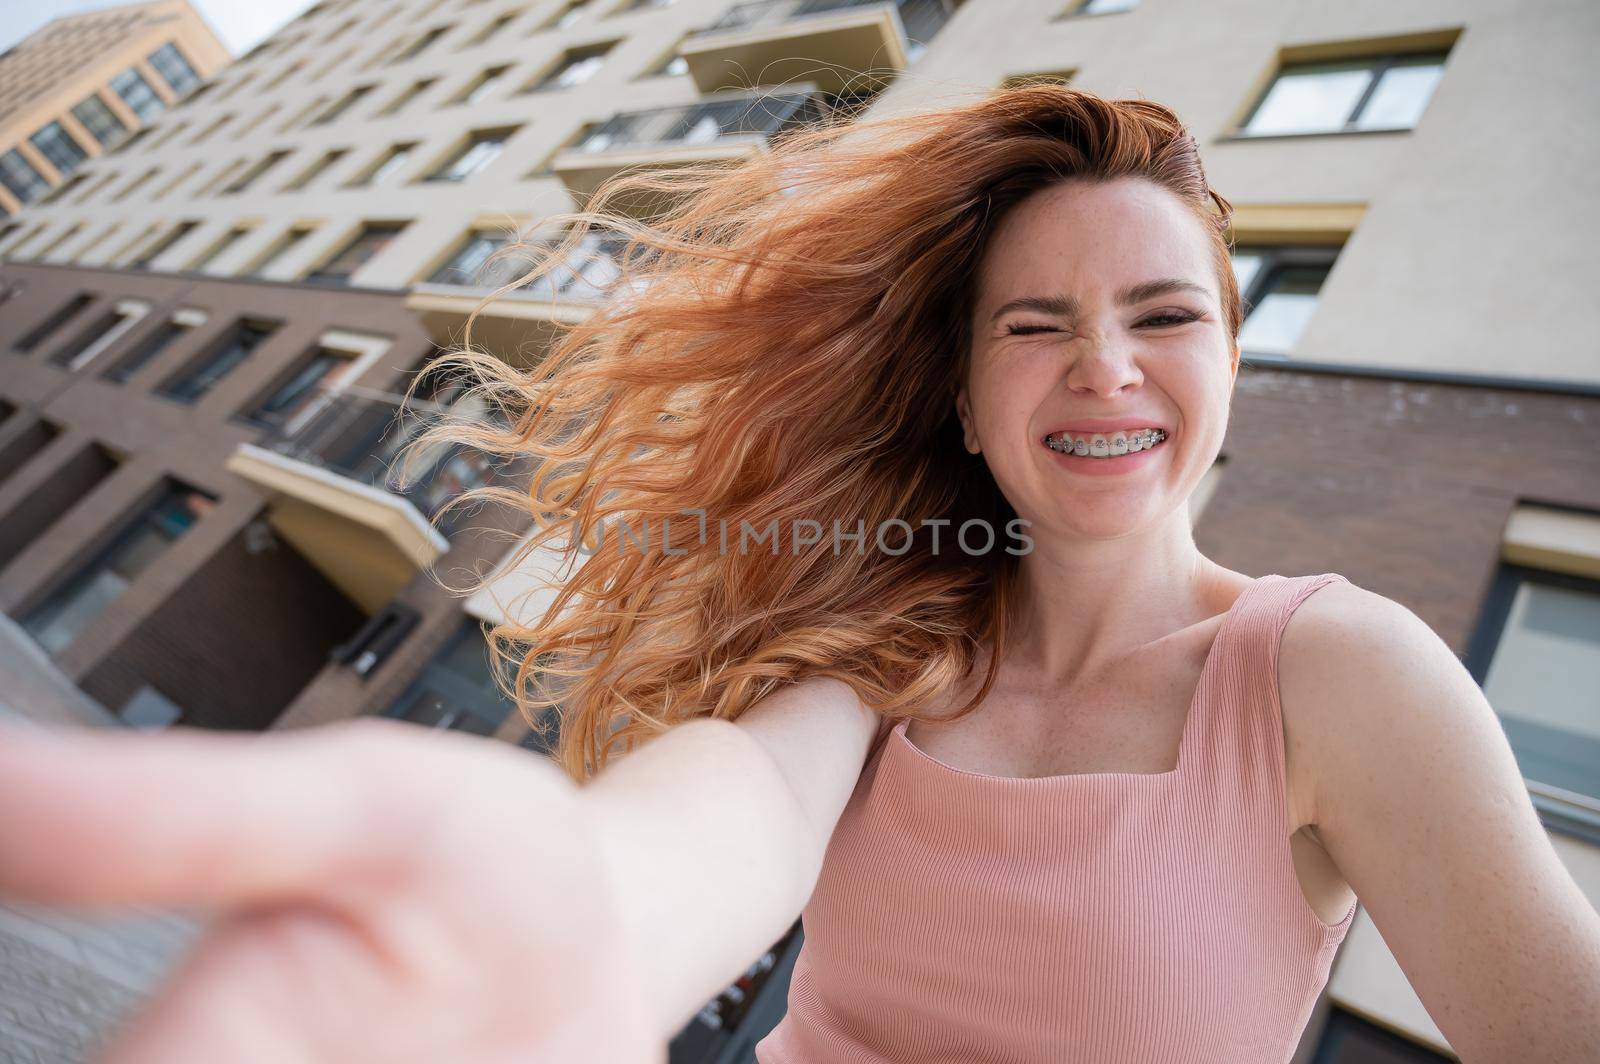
top-left (584, 674), bottom-right (881, 1039)
top-left (1279, 583), bottom-right (1600, 1062)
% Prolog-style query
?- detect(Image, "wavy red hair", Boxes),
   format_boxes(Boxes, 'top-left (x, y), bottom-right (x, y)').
top-left (408, 84), bottom-right (1241, 781)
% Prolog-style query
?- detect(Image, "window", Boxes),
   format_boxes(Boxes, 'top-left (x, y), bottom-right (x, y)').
top-left (376, 78), bottom-right (438, 116)
top-left (46, 301), bottom-right (148, 371)
top-left (463, 11), bottom-right (519, 46)
top-left (421, 128), bottom-right (513, 182)
top-left (539, 0), bottom-right (588, 31)
top-left (312, 84), bottom-right (375, 124)
top-left (281, 149), bottom-right (348, 190)
top-left (221, 151), bottom-right (291, 194)
top-left (13, 294), bottom-right (94, 353)
top-left (242, 346), bottom-right (356, 428)
top-left (102, 314), bottom-right (200, 383)
top-left (449, 65), bottom-right (511, 105)
top-left (247, 226), bottom-right (316, 276)
top-left (148, 42), bottom-right (202, 96)
top-left (20, 482), bottom-right (214, 656)
top-left (233, 106), bottom-right (283, 140)
top-left (1231, 245), bottom-right (1339, 357)
top-left (280, 96), bottom-right (330, 132)
top-left (196, 160), bottom-right (246, 197)
top-left (157, 319), bottom-right (278, 402)
top-left (618, 0), bottom-right (674, 11)
top-left (187, 226), bottom-right (253, 272)
top-left (152, 163), bottom-right (202, 201)
top-left (304, 222), bottom-right (408, 285)
top-left (1000, 70), bottom-right (1075, 91)
top-left (642, 50), bottom-right (687, 78)
top-left (190, 114), bottom-right (234, 145)
top-left (110, 126), bottom-right (153, 155)
top-left (148, 121), bottom-right (192, 150)
top-left (522, 41), bottom-right (614, 91)
top-left (71, 95), bottom-right (129, 148)
top-left (351, 143), bottom-right (417, 186)
top-left (382, 618), bottom-right (515, 736)
top-left (265, 59), bottom-right (308, 91)
top-left (392, 25), bottom-right (451, 63)
top-left (39, 173), bottom-right (89, 205)
top-left (1313, 1007), bottom-right (1453, 1063)
top-left (428, 230), bottom-right (517, 285)
top-left (1469, 564), bottom-right (1600, 808)
top-left (112, 166), bottom-right (162, 203)
top-left (129, 221), bottom-right (199, 269)
top-left (1240, 51), bottom-right (1450, 137)
top-left (0, 149), bottom-right (49, 205)
top-left (110, 68), bottom-right (166, 121)
top-left (1071, 0), bottom-right (1138, 14)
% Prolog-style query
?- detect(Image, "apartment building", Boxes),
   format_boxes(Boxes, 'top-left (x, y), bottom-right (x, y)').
top-left (0, 0), bottom-right (1596, 1060)
top-left (0, 1), bottom-right (229, 220)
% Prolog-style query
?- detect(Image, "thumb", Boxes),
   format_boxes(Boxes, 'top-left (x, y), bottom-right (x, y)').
top-left (0, 719), bottom-right (398, 913)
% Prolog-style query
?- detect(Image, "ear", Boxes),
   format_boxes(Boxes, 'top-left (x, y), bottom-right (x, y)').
top-left (955, 386), bottom-right (981, 454)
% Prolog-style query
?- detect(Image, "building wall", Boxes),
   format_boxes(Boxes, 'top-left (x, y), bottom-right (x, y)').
top-left (0, 0), bottom-right (231, 216)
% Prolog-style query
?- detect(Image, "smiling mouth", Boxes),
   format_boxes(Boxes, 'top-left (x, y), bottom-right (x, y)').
top-left (1042, 428), bottom-right (1169, 458)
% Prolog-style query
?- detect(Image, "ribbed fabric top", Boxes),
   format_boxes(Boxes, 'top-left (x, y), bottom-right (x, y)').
top-left (755, 572), bottom-right (1358, 1064)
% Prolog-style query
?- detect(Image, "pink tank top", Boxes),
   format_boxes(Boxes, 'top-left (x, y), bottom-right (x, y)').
top-left (755, 572), bottom-right (1358, 1063)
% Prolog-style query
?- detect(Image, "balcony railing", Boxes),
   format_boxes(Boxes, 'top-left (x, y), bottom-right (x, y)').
top-left (702, 0), bottom-right (956, 57)
top-left (252, 386), bottom-right (503, 536)
top-left (570, 88), bottom-right (831, 155)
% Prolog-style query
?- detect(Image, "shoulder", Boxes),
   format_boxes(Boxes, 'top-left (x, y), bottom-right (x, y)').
top-left (1275, 577), bottom-right (1493, 826)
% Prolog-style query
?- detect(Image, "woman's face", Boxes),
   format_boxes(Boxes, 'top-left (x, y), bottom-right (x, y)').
top-left (958, 176), bottom-right (1239, 542)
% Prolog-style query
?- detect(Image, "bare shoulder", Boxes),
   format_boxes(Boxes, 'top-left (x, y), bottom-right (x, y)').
top-left (1275, 578), bottom-right (1476, 830)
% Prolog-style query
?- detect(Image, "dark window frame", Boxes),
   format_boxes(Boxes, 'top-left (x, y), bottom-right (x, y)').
top-left (1236, 49), bottom-right (1452, 139)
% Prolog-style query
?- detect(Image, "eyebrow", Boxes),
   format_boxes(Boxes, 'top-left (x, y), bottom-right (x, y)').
top-left (986, 278), bottom-right (1212, 324)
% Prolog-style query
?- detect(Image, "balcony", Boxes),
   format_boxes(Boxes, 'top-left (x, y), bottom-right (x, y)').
top-left (406, 232), bottom-right (635, 358)
top-left (679, 0), bottom-right (957, 95)
top-left (224, 388), bottom-right (501, 611)
top-left (551, 88), bottom-right (830, 214)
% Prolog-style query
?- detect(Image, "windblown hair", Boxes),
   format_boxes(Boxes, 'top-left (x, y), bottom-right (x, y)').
top-left (409, 84), bottom-right (1241, 782)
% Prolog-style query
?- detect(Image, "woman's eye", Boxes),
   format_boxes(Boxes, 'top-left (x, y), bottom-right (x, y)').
top-left (1005, 323), bottom-right (1059, 336)
top-left (1138, 311), bottom-right (1201, 328)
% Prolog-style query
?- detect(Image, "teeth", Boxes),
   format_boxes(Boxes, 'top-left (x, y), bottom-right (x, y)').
top-left (1044, 428), bottom-right (1166, 457)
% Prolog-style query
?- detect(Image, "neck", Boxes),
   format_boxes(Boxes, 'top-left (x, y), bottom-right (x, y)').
top-left (1004, 505), bottom-right (1236, 684)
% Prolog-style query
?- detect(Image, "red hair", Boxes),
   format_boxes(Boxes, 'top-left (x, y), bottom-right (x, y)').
top-left (411, 85), bottom-right (1240, 781)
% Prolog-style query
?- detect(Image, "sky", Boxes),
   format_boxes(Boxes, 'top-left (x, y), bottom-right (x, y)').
top-left (1, 0), bottom-right (316, 58)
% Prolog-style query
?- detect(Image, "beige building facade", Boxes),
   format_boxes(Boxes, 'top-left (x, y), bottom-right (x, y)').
top-left (1, 0), bottom-right (1598, 1061)
top-left (0, 0), bottom-right (230, 218)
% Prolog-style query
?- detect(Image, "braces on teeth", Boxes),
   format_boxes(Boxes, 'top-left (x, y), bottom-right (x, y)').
top-left (1044, 428), bottom-right (1168, 457)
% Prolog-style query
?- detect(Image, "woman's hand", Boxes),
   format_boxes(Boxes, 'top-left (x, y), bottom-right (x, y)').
top-left (0, 717), bottom-right (666, 1064)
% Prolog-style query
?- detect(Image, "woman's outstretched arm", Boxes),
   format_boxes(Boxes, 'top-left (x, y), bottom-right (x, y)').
top-left (0, 674), bottom-right (879, 1062)
top-left (1279, 582), bottom-right (1600, 1062)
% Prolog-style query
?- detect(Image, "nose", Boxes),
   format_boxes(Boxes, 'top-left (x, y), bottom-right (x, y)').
top-left (1062, 330), bottom-right (1144, 399)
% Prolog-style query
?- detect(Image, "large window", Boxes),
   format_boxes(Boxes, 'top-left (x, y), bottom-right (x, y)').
top-left (102, 314), bottom-right (200, 384)
top-left (13, 293), bottom-right (95, 353)
top-left (46, 302), bottom-right (148, 371)
top-left (71, 96), bottom-right (130, 148)
top-left (304, 222), bottom-right (408, 285)
top-left (449, 66), bottom-right (512, 106)
top-left (128, 220), bottom-right (199, 269)
top-left (110, 68), bottom-right (166, 122)
top-left (30, 122), bottom-right (89, 176)
top-left (421, 128), bottom-right (514, 182)
top-left (221, 151), bottom-right (291, 194)
top-left (247, 226), bottom-right (316, 276)
top-left (522, 42), bottom-right (614, 92)
top-left (21, 482), bottom-right (214, 656)
top-left (383, 619), bottom-right (516, 736)
top-left (157, 320), bottom-right (278, 402)
top-left (1231, 245), bottom-right (1339, 358)
top-left (375, 78), bottom-right (438, 117)
top-left (0, 149), bottom-right (49, 205)
top-left (148, 43), bottom-right (202, 97)
top-left (312, 85), bottom-right (375, 125)
top-left (1468, 564), bottom-right (1600, 811)
top-left (1240, 51), bottom-right (1450, 137)
top-left (187, 226), bottom-right (253, 272)
top-left (349, 143), bottom-right (416, 187)
top-left (242, 346), bottom-right (354, 428)
top-left (281, 148), bottom-right (348, 191)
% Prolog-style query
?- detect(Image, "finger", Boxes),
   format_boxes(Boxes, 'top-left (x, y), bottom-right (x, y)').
top-left (0, 719), bottom-right (394, 911)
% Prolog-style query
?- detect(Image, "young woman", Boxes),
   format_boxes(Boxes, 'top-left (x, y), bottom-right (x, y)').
top-left (1, 86), bottom-right (1596, 1064)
